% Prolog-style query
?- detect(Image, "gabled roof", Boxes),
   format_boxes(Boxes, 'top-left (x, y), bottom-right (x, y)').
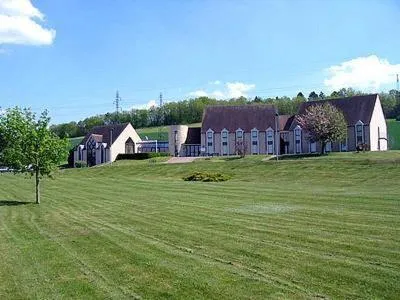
top-left (292, 94), bottom-right (378, 130)
top-left (201, 105), bottom-right (277, 133)
top-left (279, 115), bottom-right (295, 131)
top-left (184, 127), bottom-right (201, 144)
top-left (81, 123), bottom-right (130, 146)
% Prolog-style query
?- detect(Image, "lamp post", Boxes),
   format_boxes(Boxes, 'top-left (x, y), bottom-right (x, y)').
top-left (275, 111), bottom-right (279, 161)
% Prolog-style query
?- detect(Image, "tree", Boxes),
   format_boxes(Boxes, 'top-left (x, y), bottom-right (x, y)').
top-left (308, 91), bottom-right (319, 101)
top-left (296, 103), bottom-right (347, 154)
top-left (0, 108), bottom-right (68, 204)
top-left (297, 92), bottom-right (305, 98)
top-left (319, 91), bottom-right (325, 100)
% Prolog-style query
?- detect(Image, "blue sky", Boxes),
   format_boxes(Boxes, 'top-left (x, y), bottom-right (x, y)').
top-left (0, 0), bottom-right (400, 123)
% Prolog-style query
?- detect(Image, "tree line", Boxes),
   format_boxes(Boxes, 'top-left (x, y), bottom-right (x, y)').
top-left (50, 87), bottom-right (400, 139)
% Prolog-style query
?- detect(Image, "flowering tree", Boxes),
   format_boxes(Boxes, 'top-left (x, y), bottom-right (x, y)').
top-left (296, 103), bottom-right (347, 154)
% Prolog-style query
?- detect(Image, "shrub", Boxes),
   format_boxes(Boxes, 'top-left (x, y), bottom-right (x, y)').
top-left (183, 171), bottom-right (231, 182)
top-left (116, 152), bottom-right (170, 160)
top-left (74, 160), bottom-right (87, 168)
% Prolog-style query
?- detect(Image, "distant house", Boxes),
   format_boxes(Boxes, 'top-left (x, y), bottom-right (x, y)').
top-left (168, 94), bottom-right (387, 156)
top-left (74, 123), bottom-right (142, 166)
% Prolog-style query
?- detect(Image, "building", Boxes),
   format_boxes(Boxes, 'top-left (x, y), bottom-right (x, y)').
top-left (168, 94), bottom-right (387, 156)
top-left (74, 123), bottom-right (142, 166)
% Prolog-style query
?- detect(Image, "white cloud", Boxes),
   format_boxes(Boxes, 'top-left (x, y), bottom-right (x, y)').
top-left (131, 100), bottom-right (157, 110)
top-left (324, 55), bottom-right (400, 91)
top-left (189, 81), bottom-right (256, 99)
top-left (189, 90), bottom-right (209, 97)
top-left (226, 82), bottom-right (256, 98)
top-left (209, 80), bottom-right (221, 85)
top-left (0, 0), bottom-right (56, 46)
top-left (211, 90), bottom-right (225, 99)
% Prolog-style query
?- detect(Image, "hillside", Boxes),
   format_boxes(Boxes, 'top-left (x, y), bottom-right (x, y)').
top-left (388, 119), bottom-right (400, 149)
top-left (0, 152), bottom-right (399, 299)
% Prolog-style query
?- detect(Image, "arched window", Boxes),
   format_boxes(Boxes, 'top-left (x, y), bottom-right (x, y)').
top-left (251, 128), bottom-right (259, 154)
top-left (221, 129), bottom-right (229, 156)
top-left (266, 128), bottom-right (274, 154)
top-left (206, 129), bottom-right (214, 155)
top-left (294, 126), bottom-right (302, 154)
top-left (125, 138), bottom-right (135, 154)
top-left (355, 120), bottom-right (364, 146)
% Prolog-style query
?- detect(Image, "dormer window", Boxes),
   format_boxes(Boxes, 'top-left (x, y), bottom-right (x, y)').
top-left (206, 129), bottom-right (214, 155)
top-left (294, 125), bottom-right (302, 154)
top-left (236, 129), bottom-right (243, 140)
top-left (221, 129), bottom-right (229, 155)
top-left (251, 128), bottom-right (259, 154)
top-left (266, 128), bottom-right (274, 154)
top-left (355, 120), bottom-right (364, 145)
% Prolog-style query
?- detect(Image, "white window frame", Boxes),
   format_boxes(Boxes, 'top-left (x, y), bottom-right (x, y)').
top-left (221, 129), bottom-right (229, 156)
top-left (251, 128), bottom-right (259, 154)
top-left (294, 125), bottom-right (302, 154)
top-left (206, 129), bottom-right (214, 155)
top-left (341, 137), bottom-right (348, 152)
top-left (325, 141), bottom-right (332, 152)
top-left (266, 127), bottom-right (274, 155)
top-left (236, 128), bottom-right (244, 141)
top-left (309, 140), bottom-right (316, 153)
top-left (355, 120), bottom-right (364, 146)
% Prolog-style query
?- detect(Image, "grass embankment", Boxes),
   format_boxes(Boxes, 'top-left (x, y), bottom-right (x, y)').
top-left (0, 152), bottom-right (399, 299)
top-left (388, 119), bottom-right (400, 149)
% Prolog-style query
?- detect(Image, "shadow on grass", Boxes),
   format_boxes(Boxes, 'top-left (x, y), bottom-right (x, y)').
top-left (222, 156), bottom-right (244, 161)
top-left (0, 200), bottom-right (31, 206)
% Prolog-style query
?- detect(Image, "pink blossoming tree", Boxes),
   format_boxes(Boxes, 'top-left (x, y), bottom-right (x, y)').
top-left (296, 103), bottom-right (347, 154)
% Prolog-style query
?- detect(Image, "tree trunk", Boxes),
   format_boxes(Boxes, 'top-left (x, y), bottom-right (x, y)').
top-left (321, 142), bottom-right (326, 155)
top-left (35, 168), bottom-right (40, 204)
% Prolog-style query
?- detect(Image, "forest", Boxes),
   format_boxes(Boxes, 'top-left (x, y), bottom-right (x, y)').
top-left (50, 88), bottom-right (400, 138)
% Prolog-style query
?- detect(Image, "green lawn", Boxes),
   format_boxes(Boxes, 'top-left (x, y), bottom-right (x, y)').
top-left (0, 152), bottom-right (399, 299)
top-left (388, 119), bottom-right (400, 150)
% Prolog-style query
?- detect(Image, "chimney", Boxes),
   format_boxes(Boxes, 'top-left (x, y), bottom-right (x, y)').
top-left (110, 129), bottom-right (114, 145)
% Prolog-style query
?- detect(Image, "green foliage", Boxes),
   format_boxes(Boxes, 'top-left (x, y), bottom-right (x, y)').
top-left (297, 103), bottom-right (347, 154)
top-left (116, 152), bottom-right (170, 160)
top-left (0, 107), bottom-right (69, 203)
top-left (183, 171), bottom-right (231, 182)
top-left (74, 160), bottom-right (88, 168)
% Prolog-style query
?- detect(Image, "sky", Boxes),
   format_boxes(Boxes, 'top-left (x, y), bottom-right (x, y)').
top-left (0, 0), bottom-right (400, 124)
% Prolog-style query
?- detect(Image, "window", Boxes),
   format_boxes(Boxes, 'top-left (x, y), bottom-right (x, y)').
top-left (356, 121), bottom-right (364, 145)
top-left (236, 129), bottom-right (243, 139)
top-left (325, 141), bottom-right (332, 152)
top-left (206, 129), bottom-right (214, 155)
top-left (294, 126), bottom-right (302, 153)
top-left (341, 138), bottom-right (347, 152)
top-left (221, 129), bottom-right (229, 155)
top-left (251, 129), bottom-right (259, 154)
top-left (266, 128), bottom-right (274, 154)
top-left (309, 140), bottom-right (316, 153)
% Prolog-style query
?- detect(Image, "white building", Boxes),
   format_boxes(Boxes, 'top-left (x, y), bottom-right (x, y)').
top-left (73, 123), bottom-right (142, 166)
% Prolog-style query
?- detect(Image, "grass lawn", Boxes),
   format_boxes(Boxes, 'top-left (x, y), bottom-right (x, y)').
top-left (1, 152), bottom-right (399, 299)
top-left (388, 119), bottom-right (400, 150)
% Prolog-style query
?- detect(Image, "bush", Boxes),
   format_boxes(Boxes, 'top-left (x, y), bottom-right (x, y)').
top-left (396, 115), bottom-right (400, 121)
top-left (183, 171), bottom-right (231, 182)
top-left (116, 152), bottom-right (170, 160)
top-left (74, 160), bottom-right (87, 168)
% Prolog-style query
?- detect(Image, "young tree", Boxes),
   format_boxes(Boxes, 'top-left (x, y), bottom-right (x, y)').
top-left (296, 103), bottom-right (347, 154)
top-left (308, 91), bottom-right (319, 101)
top-left (0, 108), bottom-right (68, 204)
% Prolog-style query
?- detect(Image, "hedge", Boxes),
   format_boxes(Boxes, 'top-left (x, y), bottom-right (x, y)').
top-left (116, 152), bottom-right (170, 160)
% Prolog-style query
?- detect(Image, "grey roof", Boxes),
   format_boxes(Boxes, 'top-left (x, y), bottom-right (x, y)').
top-left (81, 123), bottom-right (130, 147)
top-left (291, 94), bottom-right (378, 130)
top-left (201, 105), bottom-right (278, 133)
top-left (184, 127), bottom-right (201, 144)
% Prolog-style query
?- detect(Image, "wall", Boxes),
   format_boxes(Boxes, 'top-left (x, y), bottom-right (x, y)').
top-left (110, 124), bottom-right (142, 162)
top-left (369, 96), bottom-right (388, 151)
top-left (169, 125), bottom-right (189, 156)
